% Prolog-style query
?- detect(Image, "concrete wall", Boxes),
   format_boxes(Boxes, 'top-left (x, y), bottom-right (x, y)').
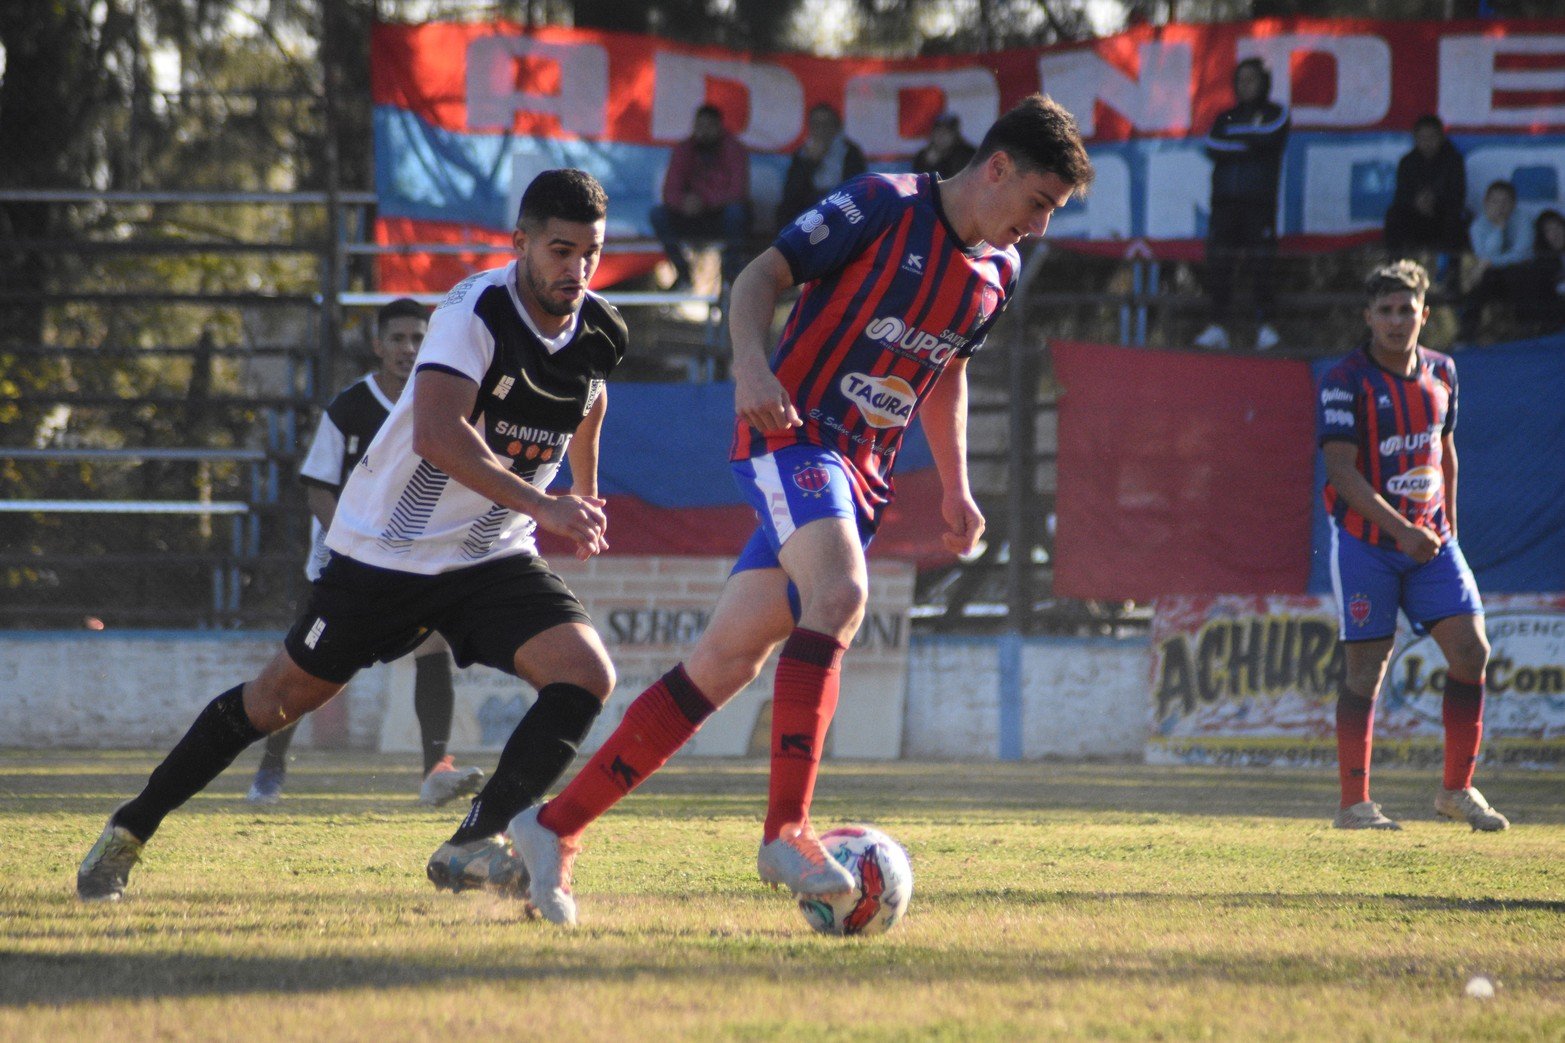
top-left (0, 627), bottom-right (1153, 760)
top-left (903, 634), bottom-right (1150, 760)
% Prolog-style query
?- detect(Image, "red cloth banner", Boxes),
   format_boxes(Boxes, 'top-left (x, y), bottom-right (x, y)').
top-left (1052, 341), bottom-right (1317, 599)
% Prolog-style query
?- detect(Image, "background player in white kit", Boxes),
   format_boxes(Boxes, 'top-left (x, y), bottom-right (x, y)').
top-left (78, 169), bottom-right (627, 901)
top-left (245, 297), bottom-right (484, 808)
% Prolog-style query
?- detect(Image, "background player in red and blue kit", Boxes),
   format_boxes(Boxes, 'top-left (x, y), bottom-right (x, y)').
top-left (508, 95), bottom-right (1095, 926)
top-left (1318, 260), bottom-right (1507, 832)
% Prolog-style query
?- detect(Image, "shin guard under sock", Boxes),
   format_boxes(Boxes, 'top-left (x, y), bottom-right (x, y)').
top-left (114, 685), bottom-right (265, 841)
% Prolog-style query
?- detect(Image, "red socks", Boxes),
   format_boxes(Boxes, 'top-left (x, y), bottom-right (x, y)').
top-left (1441, 673), bottom-right (1485, 791)
top-left (538, 666), bottom-right (715, 840)
top-left (763, 628), bottom-right (847, 842)
top-left (1335, 686), bottom-right (1376, 808)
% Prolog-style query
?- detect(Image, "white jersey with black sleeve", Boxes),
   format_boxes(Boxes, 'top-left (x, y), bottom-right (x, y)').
top-left (325, 263), bottom-right (628, 575)
top-left (298, 373), bottom-right (396, 581)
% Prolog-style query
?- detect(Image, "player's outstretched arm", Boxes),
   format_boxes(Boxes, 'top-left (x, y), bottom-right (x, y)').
top-left (411, 368), bottom-right (607, 557)
top-left (729, 248), bottom-right (801, 434)
top-left (920, 356), bottom-right (985, 557)
top-left (1322, 441), bottom-right (1439, 563)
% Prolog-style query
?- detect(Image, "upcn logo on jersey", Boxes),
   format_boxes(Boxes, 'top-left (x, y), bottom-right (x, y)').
top-left (1380, 426), bottom-right (1440, 455)
top-left (864, 316), bottom-right (964, 366)
top-left (840, 373), bottom-right (915, 429)
top-left (1387, 466), bottom-right (1441, 503)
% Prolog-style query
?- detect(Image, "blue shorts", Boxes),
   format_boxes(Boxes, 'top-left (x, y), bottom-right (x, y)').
top-left (1328, 524), bottom-right (1483, 642)
top-left (731, 446), bottom-right (876, 617)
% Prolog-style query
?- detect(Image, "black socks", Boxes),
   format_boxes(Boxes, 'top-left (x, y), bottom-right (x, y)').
top-left (449, 682), bottom-right (602, 844)
top-left (414, 651), bottom-right (456, 775)
top-left (114, 685), bottom-right (265, 841)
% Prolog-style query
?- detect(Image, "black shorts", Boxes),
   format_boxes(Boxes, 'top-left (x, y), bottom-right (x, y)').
top-left (283, 552), bottom-right (593, 684)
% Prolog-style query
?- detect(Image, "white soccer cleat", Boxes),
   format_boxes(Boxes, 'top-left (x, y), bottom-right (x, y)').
top-left (1436, 786), bottom-right (1510, 832)
top-left (510, 805), bottom-right (580, 927)
top-left (757, 821), bottom-right (856, 896)
top-left (419, 756), bottom-right (485, 807)
top-left (1333, 800), bottom-right (1402, 831)
top-left (1193, 323), bottom-right (1231, 351)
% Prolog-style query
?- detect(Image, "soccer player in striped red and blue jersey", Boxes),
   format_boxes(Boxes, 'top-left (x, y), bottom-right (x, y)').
top-left (1318, 260), bottom-right (1507, 833)
top-left (509, 96), bottom-right (1094, 925)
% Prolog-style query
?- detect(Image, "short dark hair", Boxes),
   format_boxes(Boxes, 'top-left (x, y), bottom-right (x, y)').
top-left (971, 94), bottom-right (1094, 197)
top-left (516, 168), bottom-right (609, 229)
top-left (377, 297), bottom-right (429, 331)
top-left (1364, 259), bottom-right (1430, 302)
top-left (695, 103), bottom-right (723, 123)
top-left (1485, 179), bottom-right (1517, 200)
top-left (1412, 113), bottom-right (1444, 134)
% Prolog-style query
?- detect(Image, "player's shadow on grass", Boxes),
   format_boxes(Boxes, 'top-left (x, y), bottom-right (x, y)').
top-left (6, 896), bottom-right (1562, 1009)
top-left (960, 889), bottom-right (1565, 916)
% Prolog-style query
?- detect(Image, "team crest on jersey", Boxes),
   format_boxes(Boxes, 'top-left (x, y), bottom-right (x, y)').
top-left (841, 372), bottom-right (916, 429)
top-left (1348, 594), bottom-right (1372, 626)
top-left (792, 463), bottom-right (832, 496)
top-left (979, 284), bottom-right (1000, 323)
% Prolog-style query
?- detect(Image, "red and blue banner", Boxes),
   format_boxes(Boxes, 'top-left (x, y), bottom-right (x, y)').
top-left (1056, 332), bottom-right (1565, 599)
top-left (534, 381), bottom-right (946, 563)
top-left (372, 17), bottom-right (1565, 290)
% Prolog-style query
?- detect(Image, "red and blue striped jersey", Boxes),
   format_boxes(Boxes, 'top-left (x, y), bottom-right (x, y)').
top-left (1318, 344), bottom-right (1458, 548)
top-left (731, 173), bottom-right (1019, 517)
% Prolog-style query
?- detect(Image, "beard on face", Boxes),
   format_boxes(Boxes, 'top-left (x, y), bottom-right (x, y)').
top-left (522, 254), bottom-right (582, 317)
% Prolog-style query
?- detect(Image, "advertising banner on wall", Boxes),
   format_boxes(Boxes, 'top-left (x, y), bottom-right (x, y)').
top-left (381, 557), bottom-right (915, 760)
top-left (372, 17), bottom-right (1565, 290)
top-left (1148, 593), bottom-right (1565, 764)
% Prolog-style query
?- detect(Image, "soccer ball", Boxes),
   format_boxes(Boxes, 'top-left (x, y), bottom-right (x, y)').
top-left (796, 825), bottom-right (913, 936)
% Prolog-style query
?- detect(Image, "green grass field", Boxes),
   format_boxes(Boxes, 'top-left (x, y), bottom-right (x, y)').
top-left (3, 750), bottom-right (1562, 1040)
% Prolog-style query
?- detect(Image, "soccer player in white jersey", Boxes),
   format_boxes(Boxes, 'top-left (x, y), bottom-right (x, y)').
top-left (78, 169), bottom-right (628, 901)
top-left (245, 297), bottom-right (485, 808)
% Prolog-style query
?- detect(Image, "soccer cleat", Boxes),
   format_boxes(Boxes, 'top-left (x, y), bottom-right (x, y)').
top-left (245, 764), bottom-right (285, 805)
top-left (425, 835), bottom-right (528, 897)
top-left (1436, 786), bottom-right (1510, 831)
top-left (1255, 324), bottom-right (1281, 351)
top-left (77, 817), bottom-right (144, 902)
top-left (1333, 801), bottom-right (1402, 831)
top-left (1193, 323), bottom-right (1231, 351)
top-left (510, 805), bottom-right (581, 927)
top-left (757, 821), bottom-right (856, 896)
top-left (418, 756), bottom-right (485, 807)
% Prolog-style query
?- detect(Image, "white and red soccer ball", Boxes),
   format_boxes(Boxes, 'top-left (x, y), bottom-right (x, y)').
top-left (796, 825), bottom-right (913, 936)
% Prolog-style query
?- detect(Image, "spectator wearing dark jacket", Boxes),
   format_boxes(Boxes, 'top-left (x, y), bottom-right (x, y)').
top-left (1194, 58), bottom-right (1290, 352)
top-left (911, 112), bottom-right (976, 180)
top-left (777, 104), bottom-right (867, 231)
top-left (1384, 115), bottom-right (1468, 258)
top-left (650, 104), bottom-right (751, 289)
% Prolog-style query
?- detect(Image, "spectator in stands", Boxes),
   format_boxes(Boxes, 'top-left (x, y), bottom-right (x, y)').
top-left (1457, 180), bottom-right (1534, 343)
top-left (1194, 57), bottom-right (1290, 353)
top-left (1383, 115), bottom-right (1468, 272)
top-left (912, 111), bottom-right (976, 180)
top-left (650, 104), bottom-right (751, 291)
top-left (1517, 208), bottom-right (1565, 333)
top-left (778, 103), bottom-right (867, 230)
